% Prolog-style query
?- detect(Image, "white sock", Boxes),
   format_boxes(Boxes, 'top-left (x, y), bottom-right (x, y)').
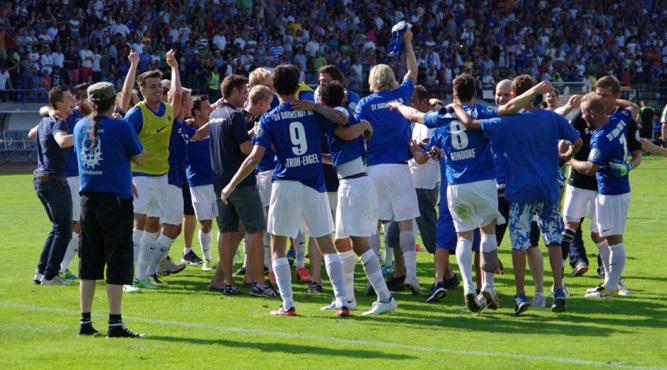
top-left (136, 232), bottom-right (158, 279)
top-left (295, 231), bottom-right (306, 268)
top-left (596, 240), bottom-right (610, 279)
top-left (324, 253), bottom-right (348, 308)
top-left (199, 230), bottom-right (212, 261)
top-left (385, 245), bottom-right (394, 266)
top-left (338, 250), bottom-right (356, 303)
top-left (273, 257), bottom-right (293, 309)
top-left (60, 232), bottom-right (79, 273)
top-left (399, 231), bottom-right (417, 278)
top-left (184, 247), bottom-right (192, 255)
top-left (606, 243), bottom-right (626, 291)
top-left (241, 235), bottom-right (248, 268)
top-left (148, 235), bottom-right (174, 276)
top-left (360, 249), bottom-right (391, 301)
top-left (480, 234), bottom-right (496, 289)
top-left (264, 245), bottom-right (272, 272)
top-left (456, 238), bottom-right (475, 295)
top-left (132, 229), bottom-right (143, 269)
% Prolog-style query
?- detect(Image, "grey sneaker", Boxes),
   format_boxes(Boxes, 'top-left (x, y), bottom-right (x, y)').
top-left (157, 256), bottom-right (186, 276)
top-left (34, 271), bottom-right (44, 285)
top-left (249, 282), bottom-right (279, 297)
top-left (40, 275), bottom-right (70, 286)
top-left (570, 261), bottom-right (589, 277)
top-left (531, 293), bottom-right (546, 308)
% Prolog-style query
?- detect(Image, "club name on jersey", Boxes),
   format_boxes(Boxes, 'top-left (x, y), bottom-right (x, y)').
top-left (370, 98), bottom-right (404, 111)
top-left (286, 154), bottom-right (320, 168)
top-left (450, 148), bottom-right (476, 161)
top-left (605, 120), bottom-right (626, 141)
top-left (271, 110), bottom-right (313, 120)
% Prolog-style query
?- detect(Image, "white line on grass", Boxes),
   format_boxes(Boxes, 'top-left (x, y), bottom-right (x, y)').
top-left (1, 302), bottom-right (662, 369)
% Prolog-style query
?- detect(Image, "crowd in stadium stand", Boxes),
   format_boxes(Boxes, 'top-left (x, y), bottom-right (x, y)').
top-left (1, 0), bottom-right (667, 102)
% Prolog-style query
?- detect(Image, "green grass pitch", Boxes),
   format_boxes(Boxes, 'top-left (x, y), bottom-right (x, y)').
top-left (1, 156), bottom-right (666, 369)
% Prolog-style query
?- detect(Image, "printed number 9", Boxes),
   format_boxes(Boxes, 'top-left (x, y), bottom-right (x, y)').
top-left (289, 121), bottom-right (308, 155)
top-left (450, 121), bottom-right (469, 150)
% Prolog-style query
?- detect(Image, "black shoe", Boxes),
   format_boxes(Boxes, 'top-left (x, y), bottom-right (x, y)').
top-left (465, 293), bottom-right (481, 313)
top-left (106, 324), bottom-right (147, 338)
top-left (425, 282), bottom-right (447, 303)
top-left (182, 250), bottom-right (203, 265)
top-left (249, 282), bottom-right (279, 297)
top-left (223, 285), bottom-right (241, 296)
top-left (78, 322), bottom-right (100, 337)
top-left (443, 274), bottom-right (460, 290)
top-left (234, 267), bottom-right (247, 276)
top-left (307, 281), bottom-right (324, 294)
top-left (386, 275), bottom-right (406, 292)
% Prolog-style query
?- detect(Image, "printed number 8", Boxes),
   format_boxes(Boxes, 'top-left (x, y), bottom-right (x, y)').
top-left (289, 121), bottom-right (308, 155)
top-left (450, 121), bottom-right (469, 150)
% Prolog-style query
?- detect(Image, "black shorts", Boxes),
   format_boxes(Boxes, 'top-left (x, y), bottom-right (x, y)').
top-left (79, 193), bottom-right (134, 285)
top-left (182, 181), bottom-right (195, 216)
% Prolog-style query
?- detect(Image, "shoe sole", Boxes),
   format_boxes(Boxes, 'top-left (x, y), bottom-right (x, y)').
top-left (465, 294), bottom-right (481, 313)
top-left (551, 298), bottom-right (566, 313)
top-left (482, 291), bottom-right (499, 310)
top-left (269, 310), bottom-right (296, 316)
top-left (425, 288), bottom-right (446, 303)
top-left (336, 310), bottom-right (350, 317)
top-left (514, 303), bottom-right (530, 315)
top-left (570, 266), bottom-right (589, 277)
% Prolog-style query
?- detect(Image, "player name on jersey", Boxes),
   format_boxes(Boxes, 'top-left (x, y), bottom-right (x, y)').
top-left (370, 98), bottom-right (405, 111)
top-left (450, 148), bottom-right (476, 161)
top-left (270, 110), bottom-right (314, 121)
top-left (286, 153), bottom-right (320, 168)
top-left (605, 119), bottom-right (626, 141)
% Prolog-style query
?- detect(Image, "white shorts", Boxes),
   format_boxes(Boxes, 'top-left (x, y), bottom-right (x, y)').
top-left (327, 191), bottom-right (337, 215)
top-left (267, 180), bottom-right (334, 239)
top-left (190, 184), bottom-right (218, 221)
top-left (67, 176), bottom-right (80, 222)
top-left (257, 169), bottom-right (274, 208)
top-left (368, 164), bottom-right (419, 222)
top-left (447, 179), bottom-right (504, 232)
top-left (160, 184), bottom-right (184, 225)
top-left (563, 185), bottom-right (597, 221)
top-left (132, 175), bottom-right (168, 218)
top-left (335, 176), bottom-right (379, 239)
top-left (595, 193), bottom-right (630, 237)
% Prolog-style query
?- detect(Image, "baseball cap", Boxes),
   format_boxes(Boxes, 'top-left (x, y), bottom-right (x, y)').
top-left (87, 82), bottom-right (116, 103)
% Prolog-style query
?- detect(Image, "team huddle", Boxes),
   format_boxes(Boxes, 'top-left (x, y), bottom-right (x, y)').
top-left (30, 25), bottom-right (640, 338)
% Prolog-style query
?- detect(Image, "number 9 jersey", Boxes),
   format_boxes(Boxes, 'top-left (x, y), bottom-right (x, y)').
top-left (253, 103), bottom-right (330, 193)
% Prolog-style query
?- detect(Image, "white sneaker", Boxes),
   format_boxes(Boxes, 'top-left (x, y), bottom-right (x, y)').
top-left (531, 293), bottom-right (546, 308)
top-left (362, 296), bottom-right (397, 315)
top-left (33, 271), bottom-right (44, 285)
top-left (40, 275), bottom-right (70, 286)
top-left (403, 275), bottom-right (423, 295)
top-left (320, 299), bottom-right (357, 311)
top-left (617, 280), bottom-right (631, 296)
top-left (123, 284), bottom-right (142, 293)
top-left (481, 287), bottom-right (500, 310)
top-left (202, 260), bottom-right (213, 271)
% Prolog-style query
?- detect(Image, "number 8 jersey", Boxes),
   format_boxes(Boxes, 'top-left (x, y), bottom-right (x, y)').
top-left (253, 103), bottom-right (329, 192)
top-left (423, 104), bottom-right (497, 185)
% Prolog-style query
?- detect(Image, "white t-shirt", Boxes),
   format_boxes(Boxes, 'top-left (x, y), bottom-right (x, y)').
top-left (79, 49), bottom-right (94, 68)
top-left (409, 124), bottom-right (440, 189)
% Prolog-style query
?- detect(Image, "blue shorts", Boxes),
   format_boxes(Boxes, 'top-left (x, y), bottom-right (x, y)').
top-left (509, 201), bottom-right (563, 251)
top-left (436, 200), bottom-right (479, 252)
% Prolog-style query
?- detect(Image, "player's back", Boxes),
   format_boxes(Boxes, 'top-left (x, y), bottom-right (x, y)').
top-left (255, 103), bottom-right (325, 192)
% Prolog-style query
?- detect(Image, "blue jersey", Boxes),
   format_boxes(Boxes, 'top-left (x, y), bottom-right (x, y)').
top-left (480, 109), bottom-right (580, 202)
top-left (74, 116), bottom-right (143, 199)
top-left (253, 103), bottom-right (329, 192)
top-left (354, 79), bottom-right (415, 166)
top-left (167, 119), bottom-right (189, 188)
top-left (183, 124), bottom-right (213, 187)
top-left (65, 108), bottom-right (84, 177)
top-left (424, 130), bottom-right (450, 207)
top-left (35, 117), bottom-right (69, 177)
top-left (423, 104), bottom-right (496, 185)
top-left (346, 89), bottom-right (361, 112)
top-left (588, 110), bottom-right (632, 195)
top-left (320, 109), bottom-right (365, 169)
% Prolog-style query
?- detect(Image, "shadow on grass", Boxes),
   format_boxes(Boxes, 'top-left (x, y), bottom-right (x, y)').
top-left (146, 335), bottom-right (417, 360)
